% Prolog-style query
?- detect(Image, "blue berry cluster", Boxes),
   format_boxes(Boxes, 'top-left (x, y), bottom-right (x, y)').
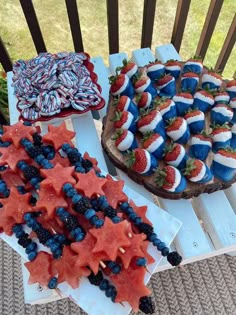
top-left (12, 224), bottom-right (38, 261)
top-left (91, 196), bottom-right (121, 224)
top-left (0, 179), bottom-right (9, 198)
top-left (42, 145), bottom-right (55, 160)
top-left (17, 161), bottom-right (41, 189)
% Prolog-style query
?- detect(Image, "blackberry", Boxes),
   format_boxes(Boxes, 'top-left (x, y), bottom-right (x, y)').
top-left (81, 159), bottom-right (93, 170)
top-left (88, 271), bottom-right (103, 286)
top-left (18, 235), bottom-right (31, 248)
top-left (74, 197), bottom-right (91, 214)
top-left (67, 150), bottom-right (81, 164)
top-left (64, 215), bottom-right (79, 231)
top-left (138, 223), bottom-right (154, 236)
top-left (32, 133), bottom-right (42, 146)
top-left (23, 165), bottom-right (40, 180)
top-left (30, 196), bottom-right (37, 205)
top-left (139, 296), bottom-right (155, 314)
top-left (26, 146), bottom-right (43, 159)
top-left (167, 251), bottom-right (182, 266)
top-left (36, 228), bottom-right (52, 244)
top-left (104, 206), bottom-right (117, 218)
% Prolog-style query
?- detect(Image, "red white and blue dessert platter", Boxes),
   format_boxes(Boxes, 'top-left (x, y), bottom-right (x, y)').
top-left (101, 58), bottom-right (236, 199)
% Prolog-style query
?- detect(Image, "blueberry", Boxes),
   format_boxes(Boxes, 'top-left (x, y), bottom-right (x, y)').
top-left (63, 183), bottom-right (73, 193)
top-left (53, 249), bottom-right (62, 259)
top-left (15, 230), bottom-right (25, 238)
top-left (120, 202), bottom-right (129, 211)
top-left (99, 279), bottom-right (109, 291)
top-left (85, 209), bottom-right (96, 220)
top-left (75, 233), bottom-right (85, 242)
top-left (148, 233), bottom-right (157, 242)
top-left (134, 217), bottom-right (142, 225)
top-left (25, 242), bottom-right (37, 254)
top-left (66, 188), bottom-right (77, 198)
top-left (35, 154), bottom-right (44, 163)
top-left (28, 251), bottom-right (37, 261)
top-left (125, 207), bottom-right (134, 214)
top-left (112, 265), bottom-right (121, 274)
top-left (161, 247), bottom-right (170, 257)
top-left (95, 219), bottom-right (104, 228)
top-left (48, 277), bottom-right (58, 289)
top-left (153, 238), bottom-right (161, 246)
top-left (112, 216), bottom-right (121, 224)
top-left (72, 194), bottom-right (82, 204)
top-left (62, 143), bottom-right (71, 151)
top-left (157, 241), bottom-right (166, 251)
top-left (90, 216), bottom-right (99, 225)
top-left (136, 257), bottom-right (147, 266)
top-left (105, 286), bottom-right (115, 297)
top-left (56, 207), bottom-right (66, 216)
top-left (24, 213), bottom-right (32, 221)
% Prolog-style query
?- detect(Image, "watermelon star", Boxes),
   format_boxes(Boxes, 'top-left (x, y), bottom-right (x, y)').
top-left (83, 152), bottom-right (101, 172)
top-left (74, 169), bottom-right (107, 198)
top-left (111, 266), bottom-right (151, 312)
top-left (42, 122), bottom-right (76, 150)
top-left (0, 209), bottom-right (15, 235)
top-left (40, 163), bottom-right (76, 195)
top-left (52, 246), bottom-right (90, 289)
top-left (0, 144), bottom-right (31, 171)
top-left (51, 153), bottom-right (71, 167)
top-left (2, 121), bottom-right (35, 148)
top-left (90, 218), bottom-right (131, 261)
top-left (102, 179), bottom-right (128, 209)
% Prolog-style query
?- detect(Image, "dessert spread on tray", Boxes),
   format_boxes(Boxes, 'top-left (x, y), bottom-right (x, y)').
top-left (0, 121), bottom-right (182, 314)
top-left (101, 58), bottom-right (236, 199)
top-left (12, 52), bottom-right (105, 122)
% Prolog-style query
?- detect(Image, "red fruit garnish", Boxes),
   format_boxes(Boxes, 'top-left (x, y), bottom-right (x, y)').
top-left (218, 149), bottom-right (236, 159)
top-left (2, 121), bottom-right (35, 148)
top-left (157, 74), bottom-right (173, 85)
top-left (212, 125), bottom-right (230, 135)
top-left (175, 92), bottom-right (193, 99)
top-left (83, 151), bottom-right (101, 172)
top-left (134, 77), bottom-right (149, 89)
top-left (166, 117), bottom-right (184, 132)
top-left (196, 90), bottom-right (214, 99)
top-left (194, 134), bottom-right (212, 143)
top-left (115, 129), bottom-right (128, 147)
top-left (182, 72), bottom-right (199, 78)
top-left (185, 159), bottom-right (203, 178)
top-left (0, 210), bottom-right (15, 235)
top-left (158, 99), bottom-right (172, 111)
top-left (127, 149), bottom-right (148, 173)
top-left (1, 169), bottom-right (24, 187)
top-left (164, 143), bottom-right (182, 162)
top-left (137, 110), bottom-right (157, 128)
top-left (110, 74), bottom-right (126, 94)
top-left (184, 109), bottom-right (202, 119)
top-left (155, 166), bottom-right (176, 189)
top-left (226, 79), bottom-right (236, 88)
top-left (0, 144), bottom-right (30, 171)
top-left (208, 71), bottom-right (222, 80)
top-left (102, 178), bottom-right (128, 208)
top-left (116, 95), bottom-right (129, 111)
top-left (143, 133), bottom-right (160, 150)
top-left (114, 111), bottom-right (129, 129)
top-left (165, 60), bottom-right (181, 67)
top-left (121, 62), bottom-right (136, 74)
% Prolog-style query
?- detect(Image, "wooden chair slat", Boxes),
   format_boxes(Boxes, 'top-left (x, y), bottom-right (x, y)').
top-left (65, 0), bottom-right (84, 52)
top-left (0, 37), bottom-right (12, 72)
top-left (106, 0), bottom-right (119, 54)
top-left (214, 13), bottom-right (236, 73)
top-left (19, 0), bottom-right (47, 54)
top-left (195, 0), bottom-right (224, 60)
top-left (171, 0), bottom-right (191, 52)
top-left (141, 0), bottom-right (157, 48)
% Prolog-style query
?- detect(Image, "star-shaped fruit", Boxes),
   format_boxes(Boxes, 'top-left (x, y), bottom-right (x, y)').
top-left (83, 152), bottom-right (101, 172)
top-left (25, 252), bottom-right (55, 286)
top-left (102, 179), bottom-right (128, 209)
top-left (42, 122), bottom-right (76, 150)
top-left (36, 185), bottom-right (68, 218)
top-left (52, 246), bottom-right (90, 289)
top-left (90, 218), bottom-right (131, 261)
top-left (2, 122), bottom-right (35, 148)
top-left (40, 163), bottom-right (76, 195)
top-left (74, 169), bottom-right (107, 198)
top-left (0, 144), bottom-right (30, 171)
top-left (129, 199), bottom-right (153, 227)
top-left (51, 153), bottom-right (71, 167)
top-left (0, 187), bottom-right (33, 223)
top-left (111, 266), bottom-right (151, 312)
top-left (71, 233), bottom-right (110, 275)
top-left (0, 209), bottom-right (15, 235)
top-left (1, 169), bottom-right (25, 187)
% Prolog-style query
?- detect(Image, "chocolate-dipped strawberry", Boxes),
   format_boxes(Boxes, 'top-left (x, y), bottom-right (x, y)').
top-left (135, 92), bottom-right (152, 110)
top-left (226, 79), bottom-right (236, 100)
top-left (182, 56), bottom-right (203, 75)
top-left (155, 165), bottom-right (187, 193)
top-left (156, 74), bottom-right (176, 97)
top-left (211, 148), bottom-right (236, 181)
top-left (173, 92), bottom-right (194, 116)
top-left (143, 132), bottom-right (165, 159)
top-left (164, 142), bottom-right (188, 170)
top-left (155, 98), bottom-right (177, 122)
top-left (146, 60), bottom-right (165, 81)
top-left (166, 117), bottom-right (190, 144)
top-left (214, 91), bottom-right (230, 105)
top-left (211, 104), bottom-right (233, 125)
top-left (230, 124), bottom-right (236, 149)
top-left (126, 148), bottom-right (158, 175)
top-left (112, 128), bottom-right (137, 152)
top-left (230, 98), bottom-right (236, 123)
top-left (134, 76), bottom-right (157, 98)
top-left (137, 109), bottom-right (166, 139)
top-left (184, 159), bottom-right (213, 183)
top-left (110, 73), bottom-right (134, 98)
top-left (119, 59), bottom-right (138, 79)
top-left (184, 109), bottom-right (205, 134)
top-left (165, 60), bottom-right (182, 79)
top-left (193, 90), bottom-right (214, 112)
top-left (189, 133), bottom-right (212, 161)
top-left (113, 95), bottom-right (139, 118)
top-left (211, 123), bottom-right (232, 152)
top-left (181, 72), bottom-right (199, 94)
top-left (202, 70), bottom-right (222, 90)
top-left (112, 110), bottom-right (137, 133)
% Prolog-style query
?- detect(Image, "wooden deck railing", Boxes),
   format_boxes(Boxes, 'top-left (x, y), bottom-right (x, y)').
top-left (0, 0), bottom-right (235, 75)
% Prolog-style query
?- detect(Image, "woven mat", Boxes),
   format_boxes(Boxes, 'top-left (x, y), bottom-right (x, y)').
top-left (1, 240), bottom-right (236, 315)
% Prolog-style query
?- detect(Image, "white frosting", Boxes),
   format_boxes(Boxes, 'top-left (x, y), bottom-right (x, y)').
top-left (231, 124), bottom-right (236, 134)
top-left (212, 106), bottom-right (233, 118)
top-left (212, 130), bottom-right (232, 142)
top-left (190, 136), bottom-right (212, 147)
top-left (117, 130), bottom-right (134, 151)
top-left (173, 95), bottom-right (193, 105)
top-left (166, 144), bottom-right (185, 167)
top-left (214, 153), bottom-right (236, 168)
top-left (160, 100), bottom-right (175, 116)
top-left (146, 136), bottom-right (164, 153)
top-left (230, 99), bottom-right (236, 109)
top-left (138, 111), bottom-right (162, 134)
top-left (226, 86), bottom-right (236, 92)
top-left (215, 95), bottom-right (230, 102)
top-left (184, 61), bottom-right (203, 68)
top-left (167, 119), bottom-right (187, 141)
top-left (194, 92), bottom-right (214, 105)
top-left (124, 64), bottom-right (138, 78)
top-left (165, 166), bottom-right (181, 192)
top-left (147, 64), bottom-right (164, 72)
top-left (145, 92), bottom-right (152, 107)
top-left (121, 111), bottom-right (134, 130)
top-left (140, 150), bottom-right (152, 174)
top-left (165, 65), bottom-right (181, 71)
top-left (186, 112), bottom-right (204, 124)
top-left (202, 73), bottom-right (222, 86)
top-left (189, 161), bottom-right (206, 182)
top-left (157, 77), bottom-right (175, 90)
top-left (123, 97), bottom-right (130, 111)
top-left (135, 78), bottom-right (151, 93)
top-left (112, 75), bottom-right (129, 96)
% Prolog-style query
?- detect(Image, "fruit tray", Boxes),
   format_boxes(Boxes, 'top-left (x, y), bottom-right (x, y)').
top-left (101, 58), bottom-right (236, 199)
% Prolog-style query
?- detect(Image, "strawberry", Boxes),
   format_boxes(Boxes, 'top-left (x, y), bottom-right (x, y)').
top-left (146, 60), bottom-right (165, 81)
top-left (135, 92), bottom-right (152, 110)
top-left (214, 91), bottom-right (230, 104)
top-left (211, 123), bottom-right (232, 152)
top-left (202, 70), bottom-right (222, 90)
top-left (226, 79), bottom-right (236, 100)
top-left (189, 133), bottom-right (212, 160)
top-left (193, 90), bottom-right (214, 112)
top-left (109, 73), bottom-right (134, 98)
top-left (113, 95), bottom-right (139, 118)
top-left (165, 59), bottom-right (182, 79)
top-left (156, 74), bottom-right (176, 97)
top-left (134, 76), bottom-right (157, 98)
top-left (164, 142), bottom-right (188, 170)
top-left (184, 109), bottom-right (205, 134)
top-left (230, 98), bottom-right (236, 123)
top-left (211, 103), bottom-right (233, 125)
top-left (137, 109), bottom-right (166, 139)
top-left (119, 59), bottom-right (138, 79)
top-left (126, 148), bottom-right (158, 175)
top-left (166, 117), bottom-right (190, 144)
top-left (212, 147), bottom-right (236, 181)
top-left (184, 158), bottom-right (213, 183)
top-left (154, 98), bottom-right (177, 122)
top-left (143, 132), bottom-right (164, 159)
top-left (111, 128), bottom-right (137, 152)
top-left (181, 72), bottom-right (199, 94)
top-left (173, 92), bottom-right (193, 116)
top-left (183, 56), bottom-right (203, 75)
top-left (155, 165), bottom-right (187, 192)
top-left (231, 124), bottom-right (236, 149)
top-left (112, 110), bottom-right (137, 133)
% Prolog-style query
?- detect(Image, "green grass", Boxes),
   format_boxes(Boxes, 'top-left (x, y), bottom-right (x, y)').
top-left (0, 0), bottom-right (235, 78)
